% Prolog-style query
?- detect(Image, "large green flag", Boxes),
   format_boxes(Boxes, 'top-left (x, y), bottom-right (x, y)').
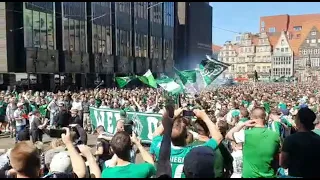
top-left (156, 76), bottom-right (183, 95)
top-left (115, 76), bottom-right (135, 88)
top-left (139, 69), bottom-right (157, 88)
top-left (175, 69), bottom-right (197, 85)
top-left (199, 55), bottom-right (229, 87)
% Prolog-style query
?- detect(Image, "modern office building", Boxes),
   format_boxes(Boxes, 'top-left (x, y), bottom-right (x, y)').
top-left (3, 2), bottom-right (175, 89)
top-left (174, 2), bottom-right (212, 70)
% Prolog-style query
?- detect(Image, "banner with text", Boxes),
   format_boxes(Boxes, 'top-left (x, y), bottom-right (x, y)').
top-left (89, 107), bottom-right (162, 144)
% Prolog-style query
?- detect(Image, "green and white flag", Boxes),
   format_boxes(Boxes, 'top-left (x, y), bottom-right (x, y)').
top-left (156, 76), bottom-right (183, 95)
top-left (115, 76), bottom-right (135, 88)
top-left (139, 69), bottom-right (157, 88)
top-left (175, 69), bottom-right (197, 85)
top-left (199, 55), bottom-right (229, 87)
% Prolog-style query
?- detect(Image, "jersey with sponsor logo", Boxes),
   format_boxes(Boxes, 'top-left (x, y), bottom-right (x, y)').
top-left (150, 135), bottom-right (218, 178)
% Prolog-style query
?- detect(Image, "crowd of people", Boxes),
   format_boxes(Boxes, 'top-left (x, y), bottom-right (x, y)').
top-left (0, 82), bottom-right (319, 178)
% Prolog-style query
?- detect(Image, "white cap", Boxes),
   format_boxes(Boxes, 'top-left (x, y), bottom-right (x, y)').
top-left (49, 151), bottom-right (72, 173)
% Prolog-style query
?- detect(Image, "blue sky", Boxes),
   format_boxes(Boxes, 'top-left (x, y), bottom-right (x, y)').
top-left (210, 2), bottom-right (320, 46)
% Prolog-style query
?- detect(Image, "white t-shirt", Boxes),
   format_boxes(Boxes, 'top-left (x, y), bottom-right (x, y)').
top-left (231, 150), bottom-right (243, 178)
top-left (72, 101), bottom-right (83, 111)
top-left (13, 109), bottom-right (26, 126)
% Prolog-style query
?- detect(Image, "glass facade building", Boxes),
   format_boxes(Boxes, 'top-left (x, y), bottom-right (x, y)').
top-left (5, 2), bottom-right (175, 89)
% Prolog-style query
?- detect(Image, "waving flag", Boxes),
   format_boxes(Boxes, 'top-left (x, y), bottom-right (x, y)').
top-left (156, 76), bottom-right (183, 95)
top-left (115, 76), bottom-right (135, 88)
top-left (199, 55), bottom-right (230, 87)
top-left (138, 69), bottom-right (157, 88)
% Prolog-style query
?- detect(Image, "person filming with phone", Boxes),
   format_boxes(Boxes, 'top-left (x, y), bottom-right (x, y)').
top-left (150, 107), bottom-right (223, 178)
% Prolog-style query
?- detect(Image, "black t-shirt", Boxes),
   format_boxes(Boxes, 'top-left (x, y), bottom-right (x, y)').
top-left (282, 131), bottom-right (320, 178)
top-left (31, 116), bottom-right (41, 131)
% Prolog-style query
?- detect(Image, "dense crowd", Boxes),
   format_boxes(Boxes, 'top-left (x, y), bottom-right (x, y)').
top-left (0, 82), bottom-right (319, 178)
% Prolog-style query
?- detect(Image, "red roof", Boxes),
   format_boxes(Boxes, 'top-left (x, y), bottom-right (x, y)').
top-left (212, 44), bottom-right (222, 52)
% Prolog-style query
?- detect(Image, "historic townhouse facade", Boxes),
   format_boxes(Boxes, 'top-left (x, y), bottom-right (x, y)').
top-left (236, 33), bottom-right (256, 77)
top-left (297, 25), bottom-right (320, 81)
top-left (254, 32), bottom-right (272, 79)
top-left (218, 41), bottom-right (238, 77)
top-left (272, 31), bottom-right (294, 78)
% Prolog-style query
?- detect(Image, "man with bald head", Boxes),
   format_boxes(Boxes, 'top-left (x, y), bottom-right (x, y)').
top-left (226, 107), bottom-right (280, 178)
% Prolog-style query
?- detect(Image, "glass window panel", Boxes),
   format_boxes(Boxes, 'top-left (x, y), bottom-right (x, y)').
top-left (135, 33), bottom-right (138, 57)
top-left (79, 20), bottom-right (85, 52)
top-left (39, 12), bottom-right (47, 49)
top-left (63, 18), bottom-right (69, 50)
top-left (101, 26), bottom-right (106, 53)
top-left (128, 31), bottom-right (131, 56)
top-left (69, 19), bottom-right (75, 51)
top-left (74, 20), bottom-right (80, 52)
top-left (106, 27), bottom-right (112, 55)
top-left (92, 25), bottom-right (98, 53)
top-left (97, 25), bottom-right (102, 53)
top-left (32, 10), bottom-right (40, 48)
top-left (144, 34), bottom-right (148, 57)
top-left (47, 13), bottom-right (54, 49)
top-left (24, 9), bottom-right (33, 47)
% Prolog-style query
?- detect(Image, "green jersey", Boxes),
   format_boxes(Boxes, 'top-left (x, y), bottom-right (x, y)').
top-left (242, 128), bottom-right (280, 178)
top-left (313, 129), bottom-right (320, 136)
top-left (0, 101), bottom-right (7, 116)
top-left (268, 121), bottom-right (282, 136)
top-left (39, 104), bottom-right (48, 117)
top-left (101, 163), bottom-right (156, 178)
top-left (95, 98), bottom-right (102, 108)
top-left (242, 100), bottom-right (250, 108)
top-left (150, 135), bottom-right (218, 178)
top-left (278, 102), bottom-right (287, 110)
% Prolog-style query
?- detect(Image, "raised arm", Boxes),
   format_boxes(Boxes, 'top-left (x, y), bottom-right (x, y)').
top-left (193, 109), bottom-right (223, 144)
top-left (61, 128), bottom-right (86, 178)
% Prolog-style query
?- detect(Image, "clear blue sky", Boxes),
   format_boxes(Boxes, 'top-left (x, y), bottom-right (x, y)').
top-left (210, 2), bottom-right (320, 46)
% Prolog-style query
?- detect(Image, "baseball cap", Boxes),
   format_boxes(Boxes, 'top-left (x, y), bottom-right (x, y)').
top-left (44, 146), bottom-right (66, 167)
top-left (183, 146), bottom-right (216, 178)
top-left (49, 151), bottom-right (72, 173)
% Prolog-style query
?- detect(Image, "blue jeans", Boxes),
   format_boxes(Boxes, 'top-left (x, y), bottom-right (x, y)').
top-left (16, 125), bottom-right (26, 142)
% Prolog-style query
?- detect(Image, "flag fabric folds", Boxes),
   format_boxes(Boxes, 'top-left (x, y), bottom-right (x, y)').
top-left (199, 55), bottom-right (230, 87)
top-left (138, 69), bottom-right (157, 88)
top-left (156, 76), bottom-right (183, 95)
top-left (175, 69), bottom-right (197, 85)
top-left (115, 76), bottom-right (135, 88)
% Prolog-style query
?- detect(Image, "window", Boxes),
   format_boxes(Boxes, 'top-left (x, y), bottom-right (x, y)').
top-left (269, 27), bottom-right (276, 33)
top-left (63, 2), bottom-right (87, 52)
top-left (281, 48), bottom-right (284, 52)
top-left (294, 26), bottom-right (302, 31)
top-left (276, 48), bottom-right (280, 52)
top-left (307, 39), bottom-right (310, 43)
top-left (261, 28), bottom-right (265, 32)
top-left (311, 31), bottom-right (317, 35)
top-left (92, 2), bottom-right (112, 54)
top-left (24, 2), bottom-right (55, 49)
top-left (261, 21), bottom-right (265, 27)
top-left (285, 48), bottom-right (288, 52)
top-left (281, 39), bottom-right (284, 45)
top-left (311, 39), bottom-right (316, 43)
